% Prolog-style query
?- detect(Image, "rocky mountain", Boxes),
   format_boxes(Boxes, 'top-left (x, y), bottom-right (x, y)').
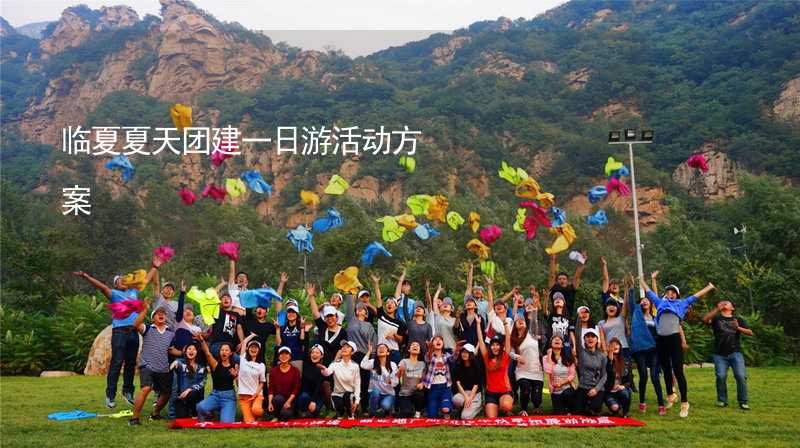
top-left (2, 0), bottom-right (800, 231)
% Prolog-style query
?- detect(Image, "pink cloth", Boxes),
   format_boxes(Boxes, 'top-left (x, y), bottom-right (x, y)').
top-left (178, 188), bottom-right (196, 205)
top-left (154, 246), bottom-right (175, 263)
top-left (202, 183), bottom-right (227, 202)
top-left (686, 154), bottom-right (709, 172)
top-left (605, 177), bottom-right (631, 196)
top-left (106, 300), bottom-right (145, 320)
top-left (478, 225), bottom-right (502, 245)
top-left (210, 144), bottom-right (236, 167)
top-left (218, 242), bottom-right (240, 261)
top-left (519, 201), bottom-right (552, 240)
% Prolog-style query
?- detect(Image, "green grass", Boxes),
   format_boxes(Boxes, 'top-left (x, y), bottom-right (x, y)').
top-left (1, 367), bottom-right (798, 447)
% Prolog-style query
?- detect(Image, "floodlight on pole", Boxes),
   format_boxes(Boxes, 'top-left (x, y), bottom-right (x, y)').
top-left (609, 129), bottom-right (653, 297)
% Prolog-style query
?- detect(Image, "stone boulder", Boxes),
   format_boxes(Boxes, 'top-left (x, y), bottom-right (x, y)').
top-left (672, 144), bottom-right (741, 201)
top-left (84, 325), bottom-right (142, 376)
top-left (40, 371), bottom-right (78, 377)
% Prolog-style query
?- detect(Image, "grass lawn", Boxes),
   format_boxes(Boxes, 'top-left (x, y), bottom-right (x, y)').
top-left (1, 366), bottom-right (798, 447)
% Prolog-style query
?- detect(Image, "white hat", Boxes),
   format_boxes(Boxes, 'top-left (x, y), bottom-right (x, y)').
top-left (357, 290), bottom-right (370, 299)
top-left (277, 346), bottom-right (292, 355)
top-left (340, 340), bottom-right (357, 352)
top-left (577, 305), bottom-right (590, 314)
top-left (310, 343), bottom-right (324, 356)
top-left (322, 305), bottom-right (338, 317)
top-left (583, 327), bottom-right (599, 339)
top-left (461, 343), bottom-right (476, 354)
top-left (287, 305), bottom-right (300, 314)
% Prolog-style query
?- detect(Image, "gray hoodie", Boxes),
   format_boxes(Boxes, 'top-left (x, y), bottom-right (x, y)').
top-left (577, 344), bottom-right (607, 392)
top-left (344, 294), bottom-right (377, 354)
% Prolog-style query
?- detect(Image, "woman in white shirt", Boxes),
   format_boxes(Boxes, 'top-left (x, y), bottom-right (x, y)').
top-left (509, 315), bottom-right (544, 416)
top-left (237, 334), bottom-right (266, 423)
top-left (359, 342), bottom-right (400, 417)
top-left (322, 340), bottom-right (362, 418)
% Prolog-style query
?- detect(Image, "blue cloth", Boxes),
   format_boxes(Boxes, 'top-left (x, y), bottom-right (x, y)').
top-left (105, 155), bottom-right (134, 182)
top-left (238, 288), bottom-right (283, 309)
top-left (611, 166), bottom-right (630, 179)
top-left (311, 208), bottom-right (344, 233)
top-left (645, 290), bottom-right (698, 324)
top-left (110, 289), bottom-right (140, 328)
top-left (587, 210), bottom-right (608, 226)
top-left (713, 352), bottom-right (748, 405)
top-left (197, 389), bottom-right (237, 423)
top-left (287, 225), bottom-right (314, 253)
top-left (588, 186), bottom-right (608, 204)
top-left (413, 223), bottom-right (440, 241)
top-left (47, 410), bottom-right (97, 421)
top-left (628, 289), bottom-right (656, 353)
top-left (240, 170), bottom-right (272, 194)
top-left (396, 295), bottom-right (416, 323)
top-left (360, 241), bottom-right (392, 266)
top-left (550, 207), bottom-right (567, 227)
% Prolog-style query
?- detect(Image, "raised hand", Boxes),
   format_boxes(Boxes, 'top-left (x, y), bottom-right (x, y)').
top-left (305, 283), bottom-right (316, 297)
top-left (180, 279), bottom-right (187, 292)
top-left (280, 272), bottom-right (289, 283)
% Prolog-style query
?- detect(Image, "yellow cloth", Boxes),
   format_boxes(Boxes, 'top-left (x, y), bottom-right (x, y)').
top-left (605, 157), bottom-right (624, 177)
top-left (324, 175), bottom-right (349, 195)
top-left (186, 286), bottom-right (221, 325)
top-left (446, 211), bottom-right (465, 230)
top-left (170, 104), bottom-right (192, 132)
top-left (395, 214), bottom-right (418, 230)
top-left (466, 239), bottom-right (491, 260)
top-left (121, 269), bottom-right (147, 291)
top-left (334, 266), bottom-right (362, 294)
top-left (545, 224), bottom-right (577, 255)
top-left (376, 216), bottom-right (406, 242)
top-left (225, 178), bottom-right (247, 198)
top-left (425, 195), bottom-right (448, 222)
top-left (512, 208), bottom-right (526, 233)
top-left (515, 178), bottom-right (541, 199)
top-left (300, 190), bottom-right (320, 207)
top-left (536, 192), bottom-right (555, 209)
top-left (468, 212), bottom-right (480, 233)
top-left (406, 195), bottom-right (432, 216)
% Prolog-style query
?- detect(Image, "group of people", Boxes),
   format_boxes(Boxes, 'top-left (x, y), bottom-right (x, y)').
top-left (72, 251), bottom-right (753, 426)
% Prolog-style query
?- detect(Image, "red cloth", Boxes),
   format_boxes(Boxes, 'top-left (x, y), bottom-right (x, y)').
top-left (171, 415), bottom-right (645, 429)
top-left (217, 242), bottom-right (239, 261)
top-left (268, 364), bottom-right (300, 397)
top-left (178, 188), bottom-right (196, 205)
top-left (202, 183), bottom-right (227, 202)
top-left (154, 246), bottom-right (175, 263)
top-left (482, 351), bottom-right (512, 393)
top-left (605, 177), bottom-right (631, 196)
top-left (687, 154), bottom-right (709, 172)
top-left (519, 201), bottom-right (551, 240)
top-left (106, 300), bottom-right (145, 320)
top-left (478, 225), bottom-right (503, 246)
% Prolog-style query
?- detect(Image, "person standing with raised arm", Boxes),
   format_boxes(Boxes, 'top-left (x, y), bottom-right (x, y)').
top-left (346, 277), bottom-right (379, 413)
top-left (547, 251), bottom-right (587, 318)
top-left (72, 256), bottom-right (161, 408)
top-left (476, 315), bottom-right (514, 417)
top-left (600, 256), bottom-right (624, 307)
top-left (704, 300), bottom-right (753, 410)
top-left (464, 263), bottom-right (488, 321)
top-left (640, 274), bottom-right (715, 418)
top-left (128, 299), bottom-right (174, 425)
top-left (624, 273), bottom-right (665, 415)
top-left (394, 267), bottom-right (416, 323)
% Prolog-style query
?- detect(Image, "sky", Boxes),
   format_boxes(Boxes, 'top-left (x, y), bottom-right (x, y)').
top-left (0, 0), bottom-right (566, 56)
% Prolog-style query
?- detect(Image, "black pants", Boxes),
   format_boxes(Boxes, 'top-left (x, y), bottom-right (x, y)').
top-left (656, 333), bottom-right (688, 402)
top-left (352, 352), bottom-right (371, 414)
top-left (517, 379), bottom-right (543, 412)
top-left (332, 392), bottom-right (356, 418)
top-left (173, 390), bottom-right (204, 418)
top-left (633, 348), bottom-right (664, 406)
top-left (573, 387), bottom-right (604, 416)
top-left (271, 394), bottom-right (295, 420)
top-left (107, 327), bottom-right (139, 400)
top-left (550, 387), bottom-right (575, 415)
top-left (398, 390), bottom-right (426, 417)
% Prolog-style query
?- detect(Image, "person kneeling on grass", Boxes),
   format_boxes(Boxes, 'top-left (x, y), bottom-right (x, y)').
top-left (170, 342), bottom-right (206, 419)
top-left (703, 300), bottom-right (753, 410)
top-left (359, 342), bottom-right (399, 417)
top-left (574, 328), bottom-right (607, 416)
top-left (129, 302), bottom-right (174, 425)
top-left (196, 336), bottom-right (238, 423)
top-left (604, 338), bottom-right (633, 417)
top-left (322, 340), bottom-right (362, 419)
top-left (238, 334), bottom-right (266, 423)
top-left (268, 346), bottom-right (301, 421)
top-left (476, 316), bottom-right (514, 418)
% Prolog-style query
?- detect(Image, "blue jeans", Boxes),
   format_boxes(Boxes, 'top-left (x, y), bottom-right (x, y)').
top-left (426, 383), bottom-right (452, 418)
top-left (713, 352), bottom-right (748, 405)
top-left (369, 390), bottom-right (395, 416)
top-left (297, 392), bottom-right (323, 417)
top-left (197, 389), bottom-right (237, 423)
top-left (107, 328), bottom-right (140, 400)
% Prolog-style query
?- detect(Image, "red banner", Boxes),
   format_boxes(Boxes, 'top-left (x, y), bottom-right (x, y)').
top-left (171, 415), bottom-right (645, 430)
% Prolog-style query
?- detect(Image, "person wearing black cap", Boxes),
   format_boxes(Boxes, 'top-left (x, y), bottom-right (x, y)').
top-left (641, 274), bottom-right (715, 418)
top-left (268, 345), bottom-right (301, 421)
top-left (238, 334), bottom-right (266, 422)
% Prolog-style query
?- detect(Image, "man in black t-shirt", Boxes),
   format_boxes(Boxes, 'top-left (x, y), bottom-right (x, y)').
top-left (238, 304), bottom-right (278, 364)
top-left (547, 252), bottom-right (587, 318)
top-left (703, 300), bottom-right (754, 410)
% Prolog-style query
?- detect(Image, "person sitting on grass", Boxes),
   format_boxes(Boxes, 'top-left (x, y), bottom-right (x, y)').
top-left (604, 337), bottom-right (633, 417)
top-left (268, 346), bottom-right (301, 421)
top-left (703, 299), bottom-right (754, 410)
top-left (238, 334), bottom-right (266, 423)
top-left (451, 343), bottom-right (483, 420)
top-left (397, 341), bottom-right (427, 418)
top-left (196, 335), bottom-right (238, 423)
top-left (359, 342), bottom-right (400, 417)
top-left (423, 335), bottom-right (456, 418)
top-left (297, 344), bottom-right (328, 418)
top-left (129, 302), bottom-right (174, 425)
top-left (542, 335), bottom-right (576, 415)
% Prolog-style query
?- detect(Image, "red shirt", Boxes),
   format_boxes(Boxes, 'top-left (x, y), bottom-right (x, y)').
top-left (482, 351), bottom-right (511, 393)
top-left (268, 364), bottom-right (301, 397)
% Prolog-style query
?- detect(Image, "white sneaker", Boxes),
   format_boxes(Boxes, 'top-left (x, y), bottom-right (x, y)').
top-left (665, 393), bottom-right (678, 409)
top-left (679, 402), bottom-right (690, 418)
top-left (414, 411), bottom-right (421, 418)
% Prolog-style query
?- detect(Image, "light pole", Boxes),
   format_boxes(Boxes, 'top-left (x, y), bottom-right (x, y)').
top-left (609, 129), bottom-right (653, 297)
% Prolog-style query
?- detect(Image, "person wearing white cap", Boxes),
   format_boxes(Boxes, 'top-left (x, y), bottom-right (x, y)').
top-left (547, 251), bottom-right (587, 318)
top-left (71, 255), bottom-right (161, 408)
top-left (237, 334), bottom-right (266, 423)
top-left (574, 305), bottom-right (599, 350)
top-left (308, 283), bottom-right (347, 367)
top-left (298, 344), bottom-right (328, 417)
top-left (275, 300), bottom-right (307, 372)
top-left (268, 345), bottom-right (301, 421)
top-left (128, 300), bottom-right (174, 425)
top-left (641, 273), bottom-right (716, 418)
top-left (451, 342), bottom-right (483, 420)
top-left (322, 340), bottom-right (361, 418)
top-left (374, 280), bottom-right (407, 365)
top-left (426, 281), bottom-right (458, 353)
top-left (574, 327), bottom-right (607, 416)
top-left (356, 289), bottom-right (378, 324)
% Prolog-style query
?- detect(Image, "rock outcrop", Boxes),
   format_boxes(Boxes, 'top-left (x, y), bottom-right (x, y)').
top-left (40, 6), bottom-right (139, 56)
top-left (773, 76), bottom-right (800, 126)
top-left (565, 67), bottom-right (591, 90)
top-left (588, 101), bottom-right (642, 121)
top-left (432, 36), bottom-right (471, 66)
top-left (672, 143), bottom-right (741, 201)
top-left (474, 51), bottom-right (525, 81)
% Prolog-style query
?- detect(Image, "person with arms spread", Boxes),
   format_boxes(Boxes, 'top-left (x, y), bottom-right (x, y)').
top-left (703, 299), bottom-right (753, 410)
